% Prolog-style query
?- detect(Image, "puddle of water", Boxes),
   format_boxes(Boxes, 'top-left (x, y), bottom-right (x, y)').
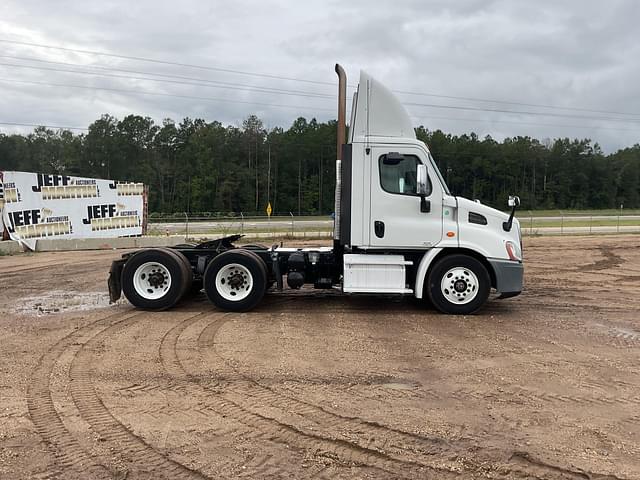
top-left (14, 291), bottom-right (121, 316)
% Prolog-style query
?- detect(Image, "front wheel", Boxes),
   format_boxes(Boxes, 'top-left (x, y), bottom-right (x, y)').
top-left (427, 254), bottom-right (490, 315)
top-left (204, 250), bottom-right (268, 312)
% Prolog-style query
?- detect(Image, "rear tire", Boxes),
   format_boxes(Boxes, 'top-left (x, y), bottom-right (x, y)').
top-left (427, 254), bottom-right (490, 315)
top-left (159, 248), bottom-right (192, 298)
top-left (204, 250), bottom-right (268, 312)
top-left (122, 249), bottom-right (188, 310)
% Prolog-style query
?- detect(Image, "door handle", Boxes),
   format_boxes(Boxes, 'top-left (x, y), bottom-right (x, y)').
top-left (374, 220), bottom-right (385, 238)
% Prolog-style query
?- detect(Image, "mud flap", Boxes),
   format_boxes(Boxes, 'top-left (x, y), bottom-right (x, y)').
top-left (108, 259), bottom-right (126, 303)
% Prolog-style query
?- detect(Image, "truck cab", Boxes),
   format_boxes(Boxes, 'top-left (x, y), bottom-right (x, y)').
top-left (335, 70), bottom-right (523, 313)
top-left (109, 65), bottom-right (523, 315)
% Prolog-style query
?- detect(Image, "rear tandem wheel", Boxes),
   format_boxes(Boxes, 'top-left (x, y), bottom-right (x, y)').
top-left (203, 249), bottom-right (268, 312)
top-left (121, 248), bottom-right (191, 310)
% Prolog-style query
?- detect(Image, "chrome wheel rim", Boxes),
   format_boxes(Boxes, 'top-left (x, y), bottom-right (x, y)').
top-left (133, 262), bottom-right (172, 300)
top-left (440, 267), bottom-right (479, 305)
top-left (215, 263), bottom-right (253, 301)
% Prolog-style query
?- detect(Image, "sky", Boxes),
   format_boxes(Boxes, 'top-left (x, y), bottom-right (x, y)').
top-left (1, 0), bottom-right (639, 152)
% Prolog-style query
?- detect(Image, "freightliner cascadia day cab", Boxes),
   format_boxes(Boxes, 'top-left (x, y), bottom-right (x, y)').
top-left (108, 65), bottom-right (524, 315)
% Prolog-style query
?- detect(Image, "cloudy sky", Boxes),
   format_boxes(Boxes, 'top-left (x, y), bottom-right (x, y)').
top-left (1, 0), bottom-right (639, 152)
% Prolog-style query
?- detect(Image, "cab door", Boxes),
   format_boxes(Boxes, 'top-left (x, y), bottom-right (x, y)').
top-left (369, 146), bottom-right (443, 248)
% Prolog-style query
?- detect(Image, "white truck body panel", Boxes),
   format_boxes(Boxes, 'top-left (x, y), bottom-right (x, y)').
top-left (350, 71), bottom-right (416, 142)
top-left (456, 197), bottom-right (522, 259)
top-left (343, 254), bottom-right (413, 294)
top-left (368, 144), bottom-right (443, 249)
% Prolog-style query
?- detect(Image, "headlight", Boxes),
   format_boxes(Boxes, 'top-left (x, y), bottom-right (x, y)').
top-left (505, 241), bottom-right (521, 261)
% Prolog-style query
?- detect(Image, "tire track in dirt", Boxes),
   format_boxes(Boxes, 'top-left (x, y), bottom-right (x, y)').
top-left (1, 259), bottom-right (105, 276)
top-left (509, 451), bottom-right (626, 480)
top-left (620, 415), bottom-right (640, 427)
top-left (69, 312), bottom-right (210, 480)
top-left (422, 384), bottom-right (640, 409)
top-left (197, 314), bottom-right (448, 446)
top-left (191, 313), bottom-right (633, 480)
top-left (23, 291), bottom-right (633, 479)
top-left (160, 312), bottom-right (450, 479)
top-left (258, 291), bottom-right (423, 315)
top-left (26, 310), bottom-right (141, 480)
top-left (576, 247), bottom-right (623, 273)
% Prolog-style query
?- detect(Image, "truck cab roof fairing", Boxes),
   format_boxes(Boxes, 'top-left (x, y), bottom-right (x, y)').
top-left (350, 71), bottom-right (416, 142)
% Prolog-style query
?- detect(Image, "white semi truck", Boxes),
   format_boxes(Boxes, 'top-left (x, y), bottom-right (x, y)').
top-left (108, 65), bottom-right (523, 315)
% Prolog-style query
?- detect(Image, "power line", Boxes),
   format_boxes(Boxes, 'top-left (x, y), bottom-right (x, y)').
top-left (4, 60), bottom-right (640, 125)
top-left (3, 78), bottom-right (638, 136)
top-left (0, 78), bottom-right (336, 112)
top-left (405, 101), bottom-right (640, 125)
top-left (1, 45), bottom-right (638, 134)
top-left (397, 90), bottom-right (640, 118)
top-left (3, 113), bottom-right (638, 137)
top-left (0, 121), bottom-right (88, 130)
top-left (3, 115), bottom-right (637, 136)
top-left (410, 114), bottom-right (640, 134)
top-left (0, 61), bottom-right (334, 100)
top-left (0, 54), bottom-right (336, 98)
top-left (3, 38), bottom-right (639, 119)
top-left (3, 84), bottom-right (638, 138)
top-left (0, 38), bottom-right (336, 86)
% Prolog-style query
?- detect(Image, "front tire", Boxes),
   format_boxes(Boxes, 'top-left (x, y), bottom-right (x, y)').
top-left (204, 250), bottom-right (268, 312)
top-left (427, 254), bottom-right (490, 315)
top-left (122, 249), bottom-right (190, 310)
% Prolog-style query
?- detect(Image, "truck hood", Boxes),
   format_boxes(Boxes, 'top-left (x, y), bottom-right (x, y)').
top-left (453, 196), bottom-right (522, 260)
top-left (455, 197), bottom-right (511, 223)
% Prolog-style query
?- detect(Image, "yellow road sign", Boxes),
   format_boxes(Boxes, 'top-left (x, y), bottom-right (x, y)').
top-left (266, 202), bottom-right (272, 217)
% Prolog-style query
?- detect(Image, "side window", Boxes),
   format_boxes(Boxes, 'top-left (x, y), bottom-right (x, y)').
top-left (378, 153), bottom-right (431, 196)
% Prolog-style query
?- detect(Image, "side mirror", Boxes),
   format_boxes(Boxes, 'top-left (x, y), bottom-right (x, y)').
top-left (503, 195), bottom-right (520, 232)
top-left (416, 164), bottom-right (429, 195)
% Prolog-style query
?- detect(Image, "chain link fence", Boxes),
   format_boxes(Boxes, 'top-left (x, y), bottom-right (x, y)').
top-left (147, 210), bottom-right (640, 240)
top-left (148, 212), bottom-right (335, 240)
top-left (520, 210), bottom-right (640, 236)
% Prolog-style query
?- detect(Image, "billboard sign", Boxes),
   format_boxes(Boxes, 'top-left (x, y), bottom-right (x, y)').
top-left (0, 171), bottom-right (144, 250)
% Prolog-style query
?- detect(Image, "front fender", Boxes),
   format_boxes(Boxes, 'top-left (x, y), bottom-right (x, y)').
top-left (414, 248), bottom-right (443, 299)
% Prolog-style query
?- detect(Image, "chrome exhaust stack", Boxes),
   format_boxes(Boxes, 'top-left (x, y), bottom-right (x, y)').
top-left (334, 63), bottom-right (346, 243)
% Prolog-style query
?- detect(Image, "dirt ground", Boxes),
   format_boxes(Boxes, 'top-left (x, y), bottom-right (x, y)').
top-left (0, 235), bottom-right (639, 480)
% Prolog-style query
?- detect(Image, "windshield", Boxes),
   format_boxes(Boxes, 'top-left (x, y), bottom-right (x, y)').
top-left (427, 153), bottom-right (451, 195)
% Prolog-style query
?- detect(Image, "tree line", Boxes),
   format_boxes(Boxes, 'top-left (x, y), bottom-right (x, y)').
top-left (1, 114), bottom-right (639, 214)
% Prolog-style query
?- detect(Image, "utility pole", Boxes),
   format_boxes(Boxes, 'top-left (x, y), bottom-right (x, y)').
top-left (319, 147), bottom-right (323, 213)
top-left (273, 153), bottom-right (278, 213)
top-left (255, 136), bottom-right (259, 212)
top-left (186, 175), bottom-right (191, 213)
top-left (298, 157), bottom-right (301, 215)
top-left (267, 143), bottom-right (271, 207)
top-left (532, 156), bottom-right (536, 209)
